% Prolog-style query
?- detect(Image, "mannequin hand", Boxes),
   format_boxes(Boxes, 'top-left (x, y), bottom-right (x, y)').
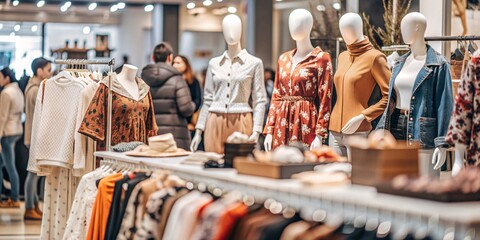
top-left (432, 147), bottom-right (447, 170)
top-left (310, 136), bottom-right (323, 149)
top-left (453, 144), bottom-right (466, 176)
top-left (190, 129), bottom-right (203, 152)
top-left (264, 134), bottom-right (273, 152)
top-left (341, 114), bottom-right (366, 134)
top-left (248, 131), bottom-right (260, 143)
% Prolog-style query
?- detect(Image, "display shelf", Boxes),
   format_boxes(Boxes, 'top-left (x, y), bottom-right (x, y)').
top-left (95, 151), bottom-right (480, 239)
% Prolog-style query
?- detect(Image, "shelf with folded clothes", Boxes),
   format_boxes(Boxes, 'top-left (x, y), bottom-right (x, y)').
top-left (95, 151), bottom-right (480, 239)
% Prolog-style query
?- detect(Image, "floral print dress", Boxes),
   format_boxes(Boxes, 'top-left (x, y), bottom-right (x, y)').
top-left (264, 47), bottom-right (333, 149)
top-left (447, 60), bottom-right (480, 166)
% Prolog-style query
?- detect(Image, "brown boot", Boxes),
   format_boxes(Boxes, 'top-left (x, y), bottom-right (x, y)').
top-left (0, 199), bottom-right (21, 208)
top-left (24, 209), bottom-right (42, 220)
top-left (34, 202), bottom-right (43, 215)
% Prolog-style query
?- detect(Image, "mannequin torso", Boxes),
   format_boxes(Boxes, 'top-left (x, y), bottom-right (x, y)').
top-left (394, 54), bottom-right (426, 110)
top-left (116, 64), bottom-right (139, 100)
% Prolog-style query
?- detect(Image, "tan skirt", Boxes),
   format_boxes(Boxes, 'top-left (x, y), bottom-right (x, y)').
top-left (204, 112), bottom-right (253, 154)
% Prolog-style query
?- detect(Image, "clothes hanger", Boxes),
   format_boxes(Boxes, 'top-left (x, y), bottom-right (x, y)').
top-left (452, 40), bottom-right (465, 61)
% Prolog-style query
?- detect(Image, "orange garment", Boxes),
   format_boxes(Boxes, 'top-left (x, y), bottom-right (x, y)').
top-left (86, 173), bottom-right (123, 240)
top-left (213, 202), bottom-right (248, 240)
top-left (329, 37), bottom-right (391, 133)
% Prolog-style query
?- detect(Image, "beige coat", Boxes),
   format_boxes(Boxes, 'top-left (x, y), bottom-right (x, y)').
top-left (24, 76), bottom-right (42, 146)
top-left (0, 82), bottom-right (24, 138)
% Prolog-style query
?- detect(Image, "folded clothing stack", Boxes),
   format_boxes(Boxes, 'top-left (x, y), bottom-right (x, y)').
top-left (181, 151), bottom-right (224, 166)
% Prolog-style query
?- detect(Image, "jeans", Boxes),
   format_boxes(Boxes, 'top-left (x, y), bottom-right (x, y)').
top-left (24, 171), bottom-right (40, 209)
top-left (329, 131), bottom-right (369, 159)
top-left (0, 135), bottom-right (21, 201)
top-left (390, 109), bottom-right (408, 141)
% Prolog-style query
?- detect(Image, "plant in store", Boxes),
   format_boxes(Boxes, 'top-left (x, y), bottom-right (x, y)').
top-left (362, 0), bottom-right (412, 49)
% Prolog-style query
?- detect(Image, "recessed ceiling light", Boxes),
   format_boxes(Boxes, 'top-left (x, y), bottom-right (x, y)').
top-left (217, 0), bottom-right (223, 2)
top-left (12, 0), bottom-right (19, 6)
top-left (332, 2), bottom-right (341, 10)
top-left (14, 24), bottom-right (20, 32)
top-left (186, 2), bottom-right (195, 9)
top-left (110, 4), bottom-right (118, 12)
top-left (88, 2), bottom-right (97, 10)
top-left (63, 1), bottom-right (71, 8)
top-left (37, 0), bottom-right (45, 8)
top-left (31, 25), bottom-right (38, 32)
top-left (203, 0), bottom-right (212, 6)
top-left (144, 4), bottom-right (154, 12)
top-left (60, 5), bottom-right (68, 12)
top-left (117, 2), bottom-right (125, 9)
top-left (83, 26), bottom-right (91, 34)
top-left (316, 4), bottom-right (326, 11)
top-left (227, 6), bottom-right (236, 13)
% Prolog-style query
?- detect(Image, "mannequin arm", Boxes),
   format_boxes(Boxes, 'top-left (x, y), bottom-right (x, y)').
top-left (452, 144), bottom-right (466, 176)
top-left (341, 114), bottom-right (366, 134)
top-left (310, 136), bottom-right (323, 149)
top-left (190, 129), bottom-right (203, 152)
top-left (264, 134), bottom-right (273, 152)
top-left (432, 147), bottom-right (447, 170)
top-left (248, 131), bottom-right (260, 143)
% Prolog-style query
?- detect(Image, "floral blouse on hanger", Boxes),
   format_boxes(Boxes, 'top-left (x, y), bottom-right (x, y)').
top-left (264, 47), bottom-right (333, 149)
top-left (78, 75), bottom-right (158, 166)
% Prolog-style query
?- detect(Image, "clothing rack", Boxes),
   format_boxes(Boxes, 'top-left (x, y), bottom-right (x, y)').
top-left (95, 151), bottom-right (480, 240)
top-left (381, 35), bottom-right (480, 52)
top-left (54, 58), bottom-right (116, 151)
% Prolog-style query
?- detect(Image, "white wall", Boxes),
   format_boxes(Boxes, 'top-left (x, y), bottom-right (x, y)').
top-left (118, 8), bottom-right (152, 70)
top-left (179, 7), bottom-right (223, 32)
top-left (420, 0), bottom-right (449, 54)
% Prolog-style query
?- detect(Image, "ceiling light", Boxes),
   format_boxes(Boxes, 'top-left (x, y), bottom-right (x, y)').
top-left (88, 2), bottom-right (97, 10)
top-left (110, 4), bottom-right (118, 12)
top-left (10, 32), bottom-right (15, 36)
top-left (276, 0), bottom-right (282, 1)
top-left (31, 25), bottom-right (38, 32)
top-left (316, 4), bottom-right (326, 11)
top-left (83, 26), bottom-right (91, 34)
top-left (332, 2), bottom-right (341, 10)
top-left (60, 5), bottom-right (68, 12)
top-left (144, 4), bottom-right (154, 12)
top-left (186, 2), bottom-right (195, 9)
top-left (14, 24), bottom-right (20, 32)
top-left (227, 6), bottom-right (236, 13)
top-left (217, 0), bottom-right (223, 2)
top-left (0, 24), bottom-right (3, 30)
top-left (37, 0), bottom-right (45, 8)
top-left (12, 0), bottom-right (19, 6)
top-left (203, 0), bottom-right (212, 6)
top-left (117, 2), bottom-right (125, 9)
top-left (63, 1), bottom-right (71, 7)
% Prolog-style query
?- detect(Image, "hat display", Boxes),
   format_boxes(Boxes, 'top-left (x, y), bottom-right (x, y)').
top-left (126, 133), bottom-right (191, 158)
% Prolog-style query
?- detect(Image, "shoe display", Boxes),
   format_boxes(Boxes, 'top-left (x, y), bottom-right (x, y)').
top-left (24, 209), bottom-right (42, 220)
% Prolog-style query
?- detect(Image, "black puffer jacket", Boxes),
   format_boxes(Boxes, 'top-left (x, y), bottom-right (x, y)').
top-left (141, 63), bottom-right (195, 149)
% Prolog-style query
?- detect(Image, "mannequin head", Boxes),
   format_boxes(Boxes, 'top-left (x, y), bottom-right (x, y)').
top-left (222, 14), bottom-right (242, 45)
top-left (401, 12), bottom-right (427, 45)
top-left (288, 9), bottom-right (313, 41)
top-left (339, 13), bottom-right (364, 45)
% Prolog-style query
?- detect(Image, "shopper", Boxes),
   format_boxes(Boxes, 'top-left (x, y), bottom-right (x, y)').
top-left (141, 42), bottom-right (195, 150)
top-left (0, 67), bottom-right (24, 208)
top-left (23, 57), bottom-right (51, 220)
top-left (173, 55), bottom-right (202, 122)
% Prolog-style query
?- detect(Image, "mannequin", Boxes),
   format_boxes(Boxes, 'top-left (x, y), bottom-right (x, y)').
top-left (116, 64), bottom-right (139, 100)
top-left (329, 13), bottom-right (390, 157)
top-left (377, 12), bottom-right (454, 176)
top-left (191, 14), bottom-right (267, 153)
top-left (264, 8), bottom-right (333, 151)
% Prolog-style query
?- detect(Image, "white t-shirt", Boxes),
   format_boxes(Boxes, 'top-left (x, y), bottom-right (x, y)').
top-left (394, 54), bottom-right (426, 110)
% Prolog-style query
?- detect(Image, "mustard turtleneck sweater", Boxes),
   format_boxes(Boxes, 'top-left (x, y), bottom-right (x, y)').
top-left (329, 37), bottom-right (391, 133)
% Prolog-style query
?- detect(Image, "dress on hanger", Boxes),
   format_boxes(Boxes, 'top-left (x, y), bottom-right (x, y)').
top-left (447, 61), bottom-right (480, 166)
top-left (264, 47), bottom-right (333, 149)
top-left (78, 75), bottom-right (158, 166)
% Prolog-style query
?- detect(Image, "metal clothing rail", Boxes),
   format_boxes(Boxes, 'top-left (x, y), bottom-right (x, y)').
top-left (54, 58), bottom-right (116, 151)
top-left (95, 151), bottom-right (480, 240)
top-left (425, 35), bottom-right (480, 41)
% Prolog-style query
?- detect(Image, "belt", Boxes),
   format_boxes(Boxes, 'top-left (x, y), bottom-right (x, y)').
top-left (397, 109), bottom-right (410, 115)
top-left (278, 96), bottom-right (315, 102)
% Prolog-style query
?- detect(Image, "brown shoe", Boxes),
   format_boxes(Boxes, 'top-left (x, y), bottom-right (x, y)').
top-left (0, 199), bottom-right (20, 208)
top-left (24, 209), bottom-right (42, 220)
top-left (34, 202), bottom-right (43, 215)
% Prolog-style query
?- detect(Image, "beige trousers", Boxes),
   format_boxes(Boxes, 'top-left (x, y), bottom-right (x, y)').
top-left (204, 112), bottom-right (253, 154)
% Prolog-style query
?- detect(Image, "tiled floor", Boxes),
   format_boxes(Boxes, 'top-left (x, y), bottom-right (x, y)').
top-left (0, 202), bottom-right (41, 239)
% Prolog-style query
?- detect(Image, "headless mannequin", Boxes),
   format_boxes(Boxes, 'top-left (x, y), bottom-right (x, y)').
top-left (396, 13), bottom-right (452, 174)
top-left (116, 64), bottom-right (139, 100)
top-left (190, 14), bottom-right (260, 152)
top-left (337, 13), bottom-right (367, 134)
top-left (264, 9), bottom-right (322, 151)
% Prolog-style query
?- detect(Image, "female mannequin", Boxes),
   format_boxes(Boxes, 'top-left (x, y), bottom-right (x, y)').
top-left (191, 14), bottom-right (267, 153)
top-left (116, 64), bottom-right (139, 100)
top-left (377, 12), bottom-right (454, 176)
top-left (329, 13), bottom-right (390, 157)
top-left (264, 9), bottom-right (333, 151)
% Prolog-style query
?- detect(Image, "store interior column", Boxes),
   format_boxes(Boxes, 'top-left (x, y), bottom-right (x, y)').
top-left (152, 3), bottom-right (180, 53)
top-left (246, 0), bottom-right (274, 68)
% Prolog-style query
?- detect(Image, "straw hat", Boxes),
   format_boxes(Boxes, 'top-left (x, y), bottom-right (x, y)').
top-left (126, 133), bottom-right (191, 158)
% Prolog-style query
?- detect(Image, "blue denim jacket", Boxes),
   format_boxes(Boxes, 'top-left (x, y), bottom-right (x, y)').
top-left (377, 45), bottom-right (453, 149)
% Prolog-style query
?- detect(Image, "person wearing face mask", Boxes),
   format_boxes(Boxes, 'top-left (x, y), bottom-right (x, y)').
top-left (23, 57), bottom-right (52, 220)
top-left (0, 67), bottom-right (24, 209)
